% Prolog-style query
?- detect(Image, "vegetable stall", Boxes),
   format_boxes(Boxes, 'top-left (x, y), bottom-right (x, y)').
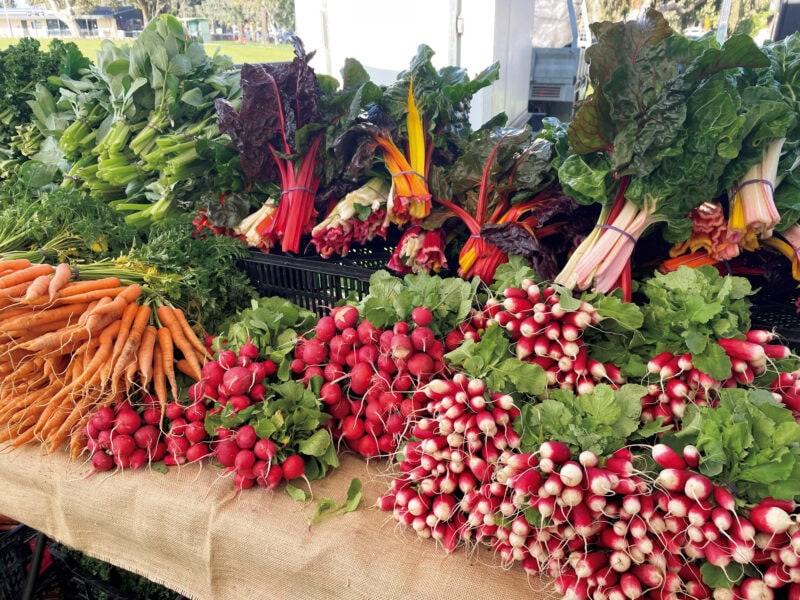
top-left (2, 10), bottom-right (800, 600)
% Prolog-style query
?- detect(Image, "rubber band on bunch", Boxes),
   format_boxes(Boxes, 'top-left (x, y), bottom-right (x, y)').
top-left (392, 170), bottom-right (427, 183)
top-left (731, 178), bottom-right (774, 194)
top-left (594, 224), bottom-right (638, 245)
top-left (280, 186), bottom-right (317, 196)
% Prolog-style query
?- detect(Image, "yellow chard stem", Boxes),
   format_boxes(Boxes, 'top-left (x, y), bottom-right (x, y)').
top-left (406, 78), bottom-right (428, 196)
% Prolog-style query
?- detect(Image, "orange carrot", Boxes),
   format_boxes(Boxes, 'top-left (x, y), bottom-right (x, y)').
top-left (33, 323), bottom-right (118, 437)
top-left (0, 259), bottom-right (32, 271)
top-left (48, 263), bottom-right (72, 302)
top-left (172, 308), bottom-right (211, 360)
top-left (175, 358), bottom-right (200, 380)
top-left (137, 325), bottom-right (157, 390)
top-left (108, 302), bottom-right (140, 371)
top-left (24, 275), bottom-right (52, 303)
top-left (88, 284), bottom-right (141, 318)
top-left (57, 277), bottom-right (121, 298)
top-left (111, 304), bottom-right (151, 386)
top-left (157, 306), bottom-right (202, 380)
top-left (0, 303), bottom-right (88, 333)
top-left (0, 264), bottom-right (53, 289)
top-left (0, 282), bottom-right (32, 299)
top-left (157, 326), bottom-right (177, 401)
top-left (153, 344), bottom-right (167, 426)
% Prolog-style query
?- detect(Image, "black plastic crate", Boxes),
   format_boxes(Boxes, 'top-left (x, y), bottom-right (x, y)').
top-left (0, 525), bottom-right (56, 600)
top-left (751, 299), bottom-right (800, 349)
top-left (239, 243), bottom-right (393, 316)
top-left (48, 545), bottom-right (188, 600)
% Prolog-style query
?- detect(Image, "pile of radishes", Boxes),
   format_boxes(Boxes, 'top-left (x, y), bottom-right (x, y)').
top-left (84, 396), bottom-right (168, 473)
top-left (296, 304), bottom-right (475, 458)
top-left (197, 342), bottom-right (308, 491)
top-left (377, 374), bottom-right (800, 599)
top-left (640, 331), bottom-right (795, 429)
top-left (491, 280), bottom-right (626, 395)
top-left (377, 374), bottom-right (521, 551)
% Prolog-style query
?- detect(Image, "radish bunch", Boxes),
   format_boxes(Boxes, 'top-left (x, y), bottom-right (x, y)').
top-left (640, 332), bottom-right (795, 429)
top-left (377, 374), bottom-right (521, 551)
top-left (84, 396), bottom-right (169, 473)
top-left (209, 424), bottom-right (305, 491)
top-left (490, 280), bottom-right (624, 395)
top-left (298, 304), bottom-right (459, 458)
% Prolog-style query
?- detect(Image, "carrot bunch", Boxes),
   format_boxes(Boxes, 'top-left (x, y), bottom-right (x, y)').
top-left (0, 258), bottom-right (208, 457)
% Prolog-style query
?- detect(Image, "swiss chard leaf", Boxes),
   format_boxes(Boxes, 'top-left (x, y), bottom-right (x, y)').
top-left (444, 322), bottom-right (547, 398)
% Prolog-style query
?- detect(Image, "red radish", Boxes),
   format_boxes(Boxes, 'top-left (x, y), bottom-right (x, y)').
top-left (684, 473), bottom-right (712, 501)
top-left (201, 359), bottom-right (225, 385)
top-left (133, 425), bottom-right (160, 451)
top-left (166, 435), bottom-right (190, 458)
top-left (110, 434), bottom-right (136, 459)
top-left (655, 468), bottom-right (691, 492)
top-left (749, 504), bottom-right (794, 534)
top-left (718, 337), bottom-right (766, 362)
top-left (408, 353), bottom-right (435, 378)
top-left (681, 444), bottom-right (700, 468)
top-left (411, 306), bottom-right (434, 327)
top-left (218, 350), bottom-right (237, 369)
top-left (357, 319), bottom-right (380, 345)
top-left (254, 438), bottom-right (277, 461)
top-left (315, 316), bottom-right (337, 341)
top-left (184, 402), bottom-right (206, 423)
top-left (186, 443), bottom-right (210, 462)
top-left (184, 422), bottom-right (207, 444)
top-left (540, 441), bottom-right (570, 464)
top-left (393, 321), bottom-right (409, 335)
top-left (91, 451), bottom-right (115, 473)
top-left (341, 416), bottom-right (365, 440)
top-left (265, 464), bottom-right (283, 489)
top-left (114, 410), bottom-right (141, 435)
top-left (290, 358), bottom-right (306, 374)
top-left (222, 367), bottom-right (254, 395)
top-left (332, 305), bottom-right (359, 331)
top-left (302, 340), bottom-right (328, 365)
top-left (228, 395), bottom-right (250, 412)
top-left (619, 573), bottom-right (642, 599)
top-left (282, 454), bottom-right (305, 480)
top-left (648, 351), bottom-right (674, 374)
top-left (128, 448), bottom-right (148, 470)
top-left (215, 440), bottom-right (239, 468)
top-left (349, 362), bottom-right (373, 396)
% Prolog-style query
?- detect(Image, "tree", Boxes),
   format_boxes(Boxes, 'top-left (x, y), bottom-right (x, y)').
top-left (194, 0), bottom-right (294, 40)
top-left (585, 0), bottom-right (772, 37)
top-left (132, 0), bottom-right (171, 25)
top-left (42, 0), bottom-right (96, 38)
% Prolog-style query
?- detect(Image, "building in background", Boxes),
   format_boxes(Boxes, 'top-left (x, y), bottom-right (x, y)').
top-left (0, 4), bottom-right (143, 39)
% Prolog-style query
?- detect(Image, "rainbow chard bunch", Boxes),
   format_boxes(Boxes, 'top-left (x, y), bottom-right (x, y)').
top-left (387, 226), bottom-right (448, 275)
top-left (553, 10), bottom-right (769, 296)
top-left (334, 45), bottom-right (499, 227)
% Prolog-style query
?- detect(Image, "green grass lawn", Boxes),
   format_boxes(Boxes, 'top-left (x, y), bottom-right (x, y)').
top-left (0, 37), bottom-right (294, 64)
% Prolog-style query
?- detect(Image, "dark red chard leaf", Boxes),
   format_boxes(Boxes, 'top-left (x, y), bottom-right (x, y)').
top-left (215, 38), bottom-right (320, 185)
top-left (586, 9), bottom-right (672, 89)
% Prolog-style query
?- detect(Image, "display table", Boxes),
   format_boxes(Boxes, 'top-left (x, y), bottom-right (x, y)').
top-left (0, 446), bottom-right (547, 600)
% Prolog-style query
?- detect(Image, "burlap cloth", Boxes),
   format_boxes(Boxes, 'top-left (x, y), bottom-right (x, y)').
top-left (0, 446), bottom-right (553, 600)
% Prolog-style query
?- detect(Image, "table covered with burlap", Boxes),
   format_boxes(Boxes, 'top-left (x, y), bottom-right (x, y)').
top-left (0, 446), bottom-right (551, 600)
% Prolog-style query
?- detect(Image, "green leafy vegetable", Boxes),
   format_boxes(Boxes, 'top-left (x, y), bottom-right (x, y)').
top-left (215, 296), bottom-right (316, 377)
top-left (518, 383), bottom-right (648, 457)
top-left (205, 380), bottom-right (339, 481)
top-left (361, 270), bottom-right (479, 337)
top-left (665, 388), bottom-right (800, 503)
top-left (309, 478), bottom-right (363, 526)
top-left (444, 322), bottom-right (547, 397)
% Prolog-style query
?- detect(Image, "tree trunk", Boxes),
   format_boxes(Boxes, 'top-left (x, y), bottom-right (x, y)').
top-left (260, 5), bottom-right (269, 44)
top-left (136, 1), bottom-right (150, 25)
top-left (44, 0), bottom-right (82, 38)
